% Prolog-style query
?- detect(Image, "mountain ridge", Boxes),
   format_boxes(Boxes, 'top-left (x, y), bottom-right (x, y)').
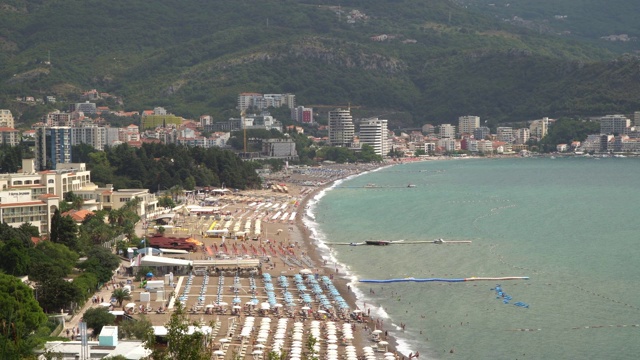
top-left (1, 0), bottom-right (639, 126)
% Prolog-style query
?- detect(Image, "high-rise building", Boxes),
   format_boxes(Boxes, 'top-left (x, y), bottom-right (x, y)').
top-left (0, 109), bottom-right (14, 128)
top-left (458, 116), bottom-right (480, 135)
top-left (438, 124), bottom-right (455, 139)
top-left (328, 108), bottom-right (355, 147)
top-left (359, 118), bottom-right (389, 156)
top-left (71, 125), bottom-right (107, 150)
top-left (35, 127), bottom-right (72, 170)
top-left (600, 114), bottom-right (630, 135)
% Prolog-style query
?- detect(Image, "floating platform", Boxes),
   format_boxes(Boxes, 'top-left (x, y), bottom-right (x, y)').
top-left (332, 239), bottom-right (471, 246)
top-left (359, 276), bottom-right (529, 283)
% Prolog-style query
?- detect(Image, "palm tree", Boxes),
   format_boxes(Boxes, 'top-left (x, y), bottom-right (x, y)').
top-left (112, 288), bottom-right (131, 307)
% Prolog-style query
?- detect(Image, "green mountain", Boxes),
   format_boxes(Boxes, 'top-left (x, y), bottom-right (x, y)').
top-left (1, 0), bottom-right (640, 127)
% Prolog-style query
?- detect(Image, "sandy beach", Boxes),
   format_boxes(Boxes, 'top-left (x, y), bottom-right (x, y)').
top-left (94, 161), bottom-right (413, 360)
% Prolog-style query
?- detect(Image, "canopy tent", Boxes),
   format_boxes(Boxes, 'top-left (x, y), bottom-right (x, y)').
top-left (139, 255), bottom-right (193, 267)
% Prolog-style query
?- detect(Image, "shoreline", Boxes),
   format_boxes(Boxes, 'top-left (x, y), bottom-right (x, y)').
top-left (289, 162), bottom-right (409, 357)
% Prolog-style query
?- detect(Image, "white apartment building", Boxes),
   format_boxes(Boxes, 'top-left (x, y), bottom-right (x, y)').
top-left (359, 118), bottom-right (389, 156)
top-left (600, 114), bottom-right (630, 135)
top-left (496, 127), bottom-right (514, 142)
top-left (515, 128), bottom-right (530, 144)
top-left (75, 185), bottom-right (158, 218)
top-left (437, 138), bottom-right (458, 152)
top-left (0, 159), bottom-right (94, 234)
top-left (439, 124), bottom-right (456, 139)
top-left (529, 117), bottom-right (549, 140)
top-left (237, 93), bottom-right (295, 111)
top-left (71, 125), bottom-right (107, 150)
top-left (328, 109), bottom-right (355, 147)
top-left (458, 116), bottom-right (480, 135)
top-left (0, 109), bottom-right (15, 128)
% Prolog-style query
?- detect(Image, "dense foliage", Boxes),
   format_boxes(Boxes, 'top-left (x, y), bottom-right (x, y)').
top-left (539, 118), bottom-right (600, 152)
top-left (74, 143), bottom-right (262, 190)
top-left (1, 0), bottom-right (639, 129)
top-left (0, 273), bottom-right (47, 360)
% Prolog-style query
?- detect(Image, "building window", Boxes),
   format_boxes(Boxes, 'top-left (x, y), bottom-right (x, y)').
top-left (48, 179), bottom-right (54, 184)
top-left (13, 180), bottom-right (22, 185)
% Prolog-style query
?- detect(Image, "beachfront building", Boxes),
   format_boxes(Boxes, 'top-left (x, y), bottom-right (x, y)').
top-left (458, 116), bottom-right (480, 136)
top-left (600, 114), bottom-right (630, 135)
top-left (514, 128), bottom-right (530, 144)
top-left (35, 126), bottom-right (72, 170)
top-left (262, 138), bottom-right (298, 160)
top-left (359, 118), bottom-right (389, 156)
top-left (473, 126), bottom-right (490, 140)
top-left (0, 109), bottom-right (15, 128)
top-left (529, 117), bottom-right (549, 140)
top-left (438, 124), bottom-right (455, 139)
top-left (496, 127), bottom-right (514, 143)
top-left (74, 185), bottom-right (158, 218)
top-left (328, 108), bottom-right (355, 147)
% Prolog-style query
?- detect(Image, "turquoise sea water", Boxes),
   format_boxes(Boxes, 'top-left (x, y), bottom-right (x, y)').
top-left (305, 157), bottom-right (640, 360)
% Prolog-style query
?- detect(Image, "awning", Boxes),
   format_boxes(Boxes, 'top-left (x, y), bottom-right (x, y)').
top-left (139, 255), bottom-right (192, 267)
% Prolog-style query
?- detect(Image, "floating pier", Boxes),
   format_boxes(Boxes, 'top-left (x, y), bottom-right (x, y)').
top-left (331, 239), bottom-right (472, 246)
top-left (359, 276), bottom-right (529, 283)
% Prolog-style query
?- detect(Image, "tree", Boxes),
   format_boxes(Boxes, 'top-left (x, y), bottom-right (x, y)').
top-left (49, 209), bottom-right (79, 251)
top-left (78, 246), bottom-right (121, 284)
top-left (157, 196), bottom-right (176, 209)
top-left (35, 277), bottom-right (82, 313)
top-left (28, 241), bottom-right (78, 282)
top-left (83, 307), bottom-right (115, 336)
top-left (111, 288), bottom-right (131, 307)
top-left (146, 302), bottom-right (213, 360)
top-left (0, 273), bottom-right (47, 360)
top-left (118, 315), bottom-right (152, 340)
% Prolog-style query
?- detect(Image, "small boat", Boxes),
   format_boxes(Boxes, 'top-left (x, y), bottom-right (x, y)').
top-left (364, 183), bottom-right (378, 188)
top-left (407, 183), bottom-right (416, 188)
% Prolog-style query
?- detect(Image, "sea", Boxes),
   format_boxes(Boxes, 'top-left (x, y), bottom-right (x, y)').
top-left (303, 157), bottom-right (640, 360)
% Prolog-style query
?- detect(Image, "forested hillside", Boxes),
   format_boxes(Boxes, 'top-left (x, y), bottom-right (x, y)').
top-left (1, 0), bottom-right (640, 127)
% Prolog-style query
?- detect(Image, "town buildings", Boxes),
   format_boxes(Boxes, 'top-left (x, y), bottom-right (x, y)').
top-left (35, 126), bottom-right (73, 170)
top-left (458, 116), bottom-right (480, 136)
top-left (328, 108), bottom-right (355, 147)
top-left (359, 118), bottom-right (389, 156)
top-left (599, 114), bottom-right (630, 135)
top-left (0, 109), bottom-right (15, 128)
top-left (237, 93), bottom-right (295, 111)
top-left (291, 106), bottom-right (313, 124)
top-left (438, 124), bottom-right (456, 139)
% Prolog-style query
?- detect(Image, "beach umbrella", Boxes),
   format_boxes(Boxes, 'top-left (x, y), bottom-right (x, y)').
top-left (372, 329), bottom-right (383, 334)
top-left (233, 305), bottom-right (242, 309)
top-left (252, 350), bottom-right (263, 355)
top-left (299, 269), bottom-right (313, 275)
top-left (125, 303), bottom-right (136, 308)
top-left (219, 338), bottom-right (230, 343)
top-left (379, 341), bottom-right (389, 346)
top-left (255, 344), bottom-right (266, 349)
top-left (213, 350), bottom-right (225, 356)
top-left (99, 302), bottom-right (111, 307)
